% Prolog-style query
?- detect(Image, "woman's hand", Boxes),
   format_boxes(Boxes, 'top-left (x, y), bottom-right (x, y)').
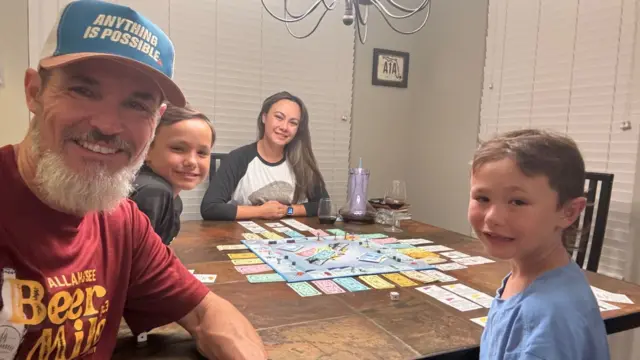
top-left (259, 201), bottom-right (288, 219)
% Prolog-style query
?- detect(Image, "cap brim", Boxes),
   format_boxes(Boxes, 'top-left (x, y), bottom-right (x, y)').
top-left (39, 53), bottom-right (186, 107)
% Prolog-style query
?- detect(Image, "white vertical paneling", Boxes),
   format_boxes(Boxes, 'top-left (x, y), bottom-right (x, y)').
top-left (480, 0), bottom-right (640, 280)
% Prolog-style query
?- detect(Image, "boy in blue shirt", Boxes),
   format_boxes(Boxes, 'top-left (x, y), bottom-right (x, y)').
top-left (468, 129), bottom-right (610, 360)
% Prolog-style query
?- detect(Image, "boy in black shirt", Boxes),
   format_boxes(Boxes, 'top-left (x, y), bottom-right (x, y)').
top-left (130, 103), bottom-right (215, 245)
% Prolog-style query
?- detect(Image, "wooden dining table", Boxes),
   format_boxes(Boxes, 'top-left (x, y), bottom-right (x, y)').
top-left (113, 219), bottom-right (640, 359)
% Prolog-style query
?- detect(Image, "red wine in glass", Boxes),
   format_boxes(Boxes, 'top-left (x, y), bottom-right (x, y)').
top-left (384, 197), bottom-right (405, 209)
top-left (319, 216), bottom-right (337, 224)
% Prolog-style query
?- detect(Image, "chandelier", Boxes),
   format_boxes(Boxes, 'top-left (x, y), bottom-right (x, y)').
top-left (261, 0), bottom-right (432, 44)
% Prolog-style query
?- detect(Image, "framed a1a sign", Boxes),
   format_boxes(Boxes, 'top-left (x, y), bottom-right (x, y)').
top-left (372, 48), bottom-right (409, 88)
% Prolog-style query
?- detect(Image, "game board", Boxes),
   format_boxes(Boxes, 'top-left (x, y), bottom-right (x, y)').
top-left (241, 235), bottom-right (437, 282)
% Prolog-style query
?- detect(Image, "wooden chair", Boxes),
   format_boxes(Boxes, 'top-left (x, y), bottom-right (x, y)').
top-left (209, 153), bottom-right (228, 182)
top-left (570, 171), bottom-right (615, 273)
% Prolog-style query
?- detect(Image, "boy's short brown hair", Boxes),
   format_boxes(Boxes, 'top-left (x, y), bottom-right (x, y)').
top-left (472, 129), bottom-right (586, 249)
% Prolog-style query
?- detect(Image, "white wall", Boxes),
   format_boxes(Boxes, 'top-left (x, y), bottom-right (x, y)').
top-left (0, 0), bottom-right (30, 145)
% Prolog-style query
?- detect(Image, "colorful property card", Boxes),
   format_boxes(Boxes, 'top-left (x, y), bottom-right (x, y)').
top-left (360, 233), bottom-right (388, 239)
top-left (435, 263), bottom-right (468, 271)
top-left (309, 229), bottom-right (329, 236)
top-left (421, 270), bottom-right (457, 283)
top-left (284, 229), bottom-right (305, 238)
top-left (423, 257), bottom-right (448, 265)
top-left (247, 273), bottom-right (285, 283)
top-left (398, 248), bottom-right (440, 259)
top-left (401, 270), bottom-right (439, 283)
top-left (382, 273), bottom-right (418, 287)
top-left (470, 316), bottom-right (488, 327)
top-left (453, 256), bottom-right (495, 266)
top-left (232, 258), bottom-right (264, 265)
top-left (311, 280), bottom-right (346, 294)
top-left (334, 277), bottom-right (370, 292)
top-left (440, 251), bottom-right (470, 259)
top-left (217, 244), bottom-right (248, 251)
top-left (442, 284), bottom-right (494, 308)
top-left (228, 253), bottom-right (257, 260)
top-left (419, 245), bottom-right (453, 252)
top-left (372, 238), bottom-right (398, 245)
top-left (288, 282), bottom-right (322, 297)
top-left (281, 219), bottom-right (314, 232)
top-left (242, 233), bottom-right (263, 240)
top-left (194, 274), bottom-right (217, 284)
top-left (234, 264), bottom-right (272, 275)
top-left (398, 238), bottom-right (433, 245)
top-left (359, 275), bottom-right (395, 289)
top-left (261, 231), bottom-right (284, 240)
top-left (415, 285), bottom-right (482, 312)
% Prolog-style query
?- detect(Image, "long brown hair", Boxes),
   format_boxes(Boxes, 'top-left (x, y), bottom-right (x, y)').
top-left (257, 91), bottom-right (326, 203)
top-left (471, 129), bottom-right (587, 250)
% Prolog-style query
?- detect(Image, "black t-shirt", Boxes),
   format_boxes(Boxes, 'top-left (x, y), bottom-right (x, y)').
top-left (130, 164), bottom-right (183, 245)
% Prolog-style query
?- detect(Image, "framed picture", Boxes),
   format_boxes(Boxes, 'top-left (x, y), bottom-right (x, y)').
top-left (372, 48), bottom-right (409, 88)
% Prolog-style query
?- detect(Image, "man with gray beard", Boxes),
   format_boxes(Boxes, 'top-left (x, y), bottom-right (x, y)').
top-left (0, 1), bottom-right (266, 359)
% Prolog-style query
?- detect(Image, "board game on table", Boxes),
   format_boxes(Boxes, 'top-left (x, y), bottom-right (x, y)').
top-left (241, 235), bottom-right (437, 282)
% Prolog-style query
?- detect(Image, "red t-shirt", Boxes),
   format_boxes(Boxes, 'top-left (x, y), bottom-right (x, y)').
top-left (0, 145), bottom-right (210, 359)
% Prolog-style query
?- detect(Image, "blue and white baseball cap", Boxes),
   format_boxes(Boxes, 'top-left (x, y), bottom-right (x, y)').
top-left (39, 0), bottom-right (185, 107)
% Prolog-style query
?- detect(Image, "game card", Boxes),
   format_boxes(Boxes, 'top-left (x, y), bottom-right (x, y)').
top-left (422, 257), bottom-right (448, 265)
top-left (281, 219), bottom-right (314, 232)
top-left (326, 229), bottom-right (346, 235)
top-left (228, 253), bottom-right (257, 259)
top-left (382, 273), bottom-right (418, 287)
top-left (435, 263), bottom-right (468, 271)
top-left (421, 270), bottom-right (457, 283)
top-left (284, 229), bottom-right (305, 238)
top-left (311, 280), bottom-right (346, 294)
top-left (384, 243), bottom-right (415, 249)
top-left (419, 245), bottom-right (453, 252)
top-left (470, 316), bottom-right (488, 327)
top-left (242, 233), bottom-right (263, 240)
top-left (360, 233), bottom-right (388, 239)
top-left (194, 274), bottom-right (217, 284)
top-left (217, 244), bottom-right (248, 251)
top-left (372, 238), bottom-right (398, 245)
top-left (453, 256), bottom-right (495, 266)
top-left (334, 277), bottom-right (370, 291)
top-left (598, 300), bottom-right (621, 312)
top-left (398, 238), bottom-right (433, 245)
top-left (442, 284), bottom-right (494, 308)
top-left (296, 247), bottom-right (317, 257)
top-left (398, 248), bottom-right (440, 259)
top-left (232, 258), bottom-right (264, 265)
top-left (247, 273), bottom-right (285, 283)
top-left (416, 285), bottom-right (482, 312)
top-left (278, 244), bottom-right (304, 252)
top-left (265, 222), bottom-right (284, 227)
top-left (401, 271), bottom-right (439, 283)
top-left (358, 252), bottom-right (386, 263)
top-left (261, 231), bottom-right (284, 240)
top-left (359, 275), bottom-right (395, 289)
top-left (591, 286), bottom-right (634, 304)
top-left (440, 251), bottom-right (469, 259)
top-left (288, 282), bottom-right (322, 297)
top-left (234, 264), bottom-right (272, 275)
top-left (309, 229), bottom-right (329, 236)
top-left (271, 226), bottom-right (293, 233)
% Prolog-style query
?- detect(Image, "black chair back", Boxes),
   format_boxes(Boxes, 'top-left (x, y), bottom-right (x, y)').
top-left (209, 153), bottom-right (228, 182)
top-left (571, 171), bottom-right (614, 272)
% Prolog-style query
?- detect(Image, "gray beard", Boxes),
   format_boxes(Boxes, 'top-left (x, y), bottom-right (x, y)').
top-left (31, 127), bottom-right (147, 216)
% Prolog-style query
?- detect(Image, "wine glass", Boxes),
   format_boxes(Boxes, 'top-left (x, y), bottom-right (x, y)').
top-left (318, 198), bottom-right (337, 225)
top-left (384, 180), bottom-right (407, 233)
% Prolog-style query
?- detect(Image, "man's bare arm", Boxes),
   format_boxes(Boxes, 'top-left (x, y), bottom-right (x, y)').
top-left (177, 292), bottom-right (267, 359)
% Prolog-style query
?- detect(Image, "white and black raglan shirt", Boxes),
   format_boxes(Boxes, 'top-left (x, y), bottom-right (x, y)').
top-left (200, 142), bottom-right (328, 220)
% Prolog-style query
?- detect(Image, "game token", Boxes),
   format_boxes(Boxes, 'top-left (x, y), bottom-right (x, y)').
top-left (390, 291), bottom-right (400, 301)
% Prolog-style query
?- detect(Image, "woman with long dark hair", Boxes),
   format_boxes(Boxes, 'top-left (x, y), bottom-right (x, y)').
top-left (201, 91), bottom-right (328, 220)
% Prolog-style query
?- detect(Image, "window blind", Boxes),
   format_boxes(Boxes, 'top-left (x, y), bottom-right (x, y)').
top-left (479, 0), bottom-right (639, 280)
